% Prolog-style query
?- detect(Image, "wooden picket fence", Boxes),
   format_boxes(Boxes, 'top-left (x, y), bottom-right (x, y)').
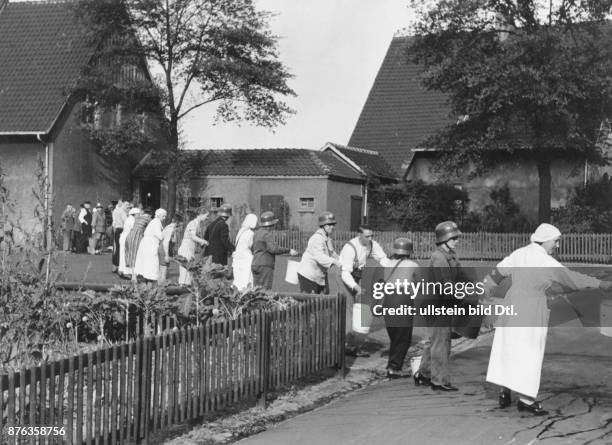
top-left (0, 294), bottom-right (346, 444)
top-left (274, 230), bottom-right (612, 263)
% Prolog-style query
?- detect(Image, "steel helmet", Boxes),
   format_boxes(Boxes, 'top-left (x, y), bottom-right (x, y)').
top-left (218, 204), bottom-right (232, 217)
top-left (318, 211), bottom-right (337, 227)
top-left (435, 220), bottom-right (461, 244)
top-left (392, 238), bottom-right (413, 256)
top-left (260, 211), bottom-right (278, 227)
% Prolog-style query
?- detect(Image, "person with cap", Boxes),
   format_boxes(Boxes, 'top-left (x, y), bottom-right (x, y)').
top-left (382, 238), bottom-right (421, 378)
top-left (177, 208), bottom-right (209, 285)
top-left (296, 211), bottom-right (341, 294)
top-left (90, 203), bottom-right (107, 255)
top-left (232, 213), bottom-right (258, 291)
top-left (338, 224), bottom-right (392, 357)
top-left (251, 211), bottom-right (298, 290)
top-left (118, 205), bottom-right (138, 278)
top-left (134, 208), bottom-right (167, 282)
top-left (483, 223), bottom-right (612, 415)
top-left (414, 220), bottom-right (467, 391)
top-left (204, 203), bottom-right (234, 266)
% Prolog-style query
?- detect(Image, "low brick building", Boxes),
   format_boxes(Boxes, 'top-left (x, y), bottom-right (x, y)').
top-left (133, 147), bottom-right (380, 232)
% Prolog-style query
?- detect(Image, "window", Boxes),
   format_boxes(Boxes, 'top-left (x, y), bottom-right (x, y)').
top-left (188, 197), bottom-right (202, 208)
top-left (80, 98), bottom-right (102, 130)
top-left (299, 197), bottom-right (315, 212)
top-left (210, 197), bottom-right (224, 209)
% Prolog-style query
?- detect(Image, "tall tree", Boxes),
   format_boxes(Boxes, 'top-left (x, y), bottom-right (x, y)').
top-left (408, 0), bottom-right (612, 222)
top-left (73, 0), bottom-right (295, 216)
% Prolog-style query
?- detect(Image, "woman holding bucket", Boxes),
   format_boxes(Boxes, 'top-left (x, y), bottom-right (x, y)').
top-left (483, 223), bottom-right (612, 415)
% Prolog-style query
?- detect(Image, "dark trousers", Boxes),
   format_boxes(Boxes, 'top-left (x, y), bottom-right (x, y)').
top-left (386, 326), bottom-right (413, 371)
top-left (297, 273), bottom-right (326, 294)
top-left (252, 265), bottom-right (274, 289)
top-left (418, 325), bottom-right (452, 385)
top-left (112, 228), bottom-right (122, 266)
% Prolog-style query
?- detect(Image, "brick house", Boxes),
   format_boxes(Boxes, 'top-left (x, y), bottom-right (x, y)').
top-left (0, 1), bottom-right (153, 241)
top-left (133, 145), bottom-right (395, 232)
top-left (348, 36), bottom-right (612, 221)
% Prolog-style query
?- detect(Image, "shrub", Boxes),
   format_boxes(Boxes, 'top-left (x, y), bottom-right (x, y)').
top-left (552, 175), bottom-right (612, 232)
top-left (369, 180), bottom-right (468, 231)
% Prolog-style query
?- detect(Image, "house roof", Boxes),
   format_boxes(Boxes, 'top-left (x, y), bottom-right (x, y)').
top-left (0, 1), bottom-right (94, 134)
top-left (348, 36), bottom-right (451, 173)
top-left (322, 142), bottom-right (398, 181)
top-left (134, 149), bottom-right (364, 182)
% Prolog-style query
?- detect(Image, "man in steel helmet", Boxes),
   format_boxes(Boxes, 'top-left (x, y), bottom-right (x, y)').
top-left (203, 203), bottom-right (234, 266)
top-left (382, 238), bottom-right (420, 378)
top-left (251, 211), bottom-right (298, 289)
top-left (296, 211), bottom-right (341, 294)
top-left (414, 220), bottom-right (465, 391)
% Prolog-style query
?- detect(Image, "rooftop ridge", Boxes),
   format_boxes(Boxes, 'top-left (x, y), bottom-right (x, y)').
top-left (331, 142), bottom-right (380, 156)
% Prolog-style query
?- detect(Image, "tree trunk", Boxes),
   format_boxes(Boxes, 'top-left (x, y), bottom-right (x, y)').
top-left (166, 121), bottom-right (179, 220)
top-left (537, 159), bottom-right (551, 223)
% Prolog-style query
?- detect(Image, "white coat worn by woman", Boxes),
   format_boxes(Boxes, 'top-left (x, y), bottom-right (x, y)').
top-left (232, 214), bottom-right (258, 291)
top-left (134, 209), bottom-right (167, 282)
top-left (485, 223), bottom-right (612, 416)
top-left (177, 212), bottom-right (208, 286)
top-left (118, 207), bottom-right (139, 277)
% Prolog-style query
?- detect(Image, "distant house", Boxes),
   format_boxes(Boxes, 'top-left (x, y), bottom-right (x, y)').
top-left (0, 1), bottom-right (155, 241)
top-left (133, 145), bottom-right (395, 232)
top-left (349, 36), bottom-right (611, 220)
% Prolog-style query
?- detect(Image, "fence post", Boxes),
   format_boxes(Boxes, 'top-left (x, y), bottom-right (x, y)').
top-left (337, 293), bottom-right (346, 377)
top-left (257, 310), bottom-right (272, 408)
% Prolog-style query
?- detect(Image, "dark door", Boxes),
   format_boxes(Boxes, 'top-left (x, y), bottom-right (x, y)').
top-left (350, 195), bottom-right (363, 231)
top-left (139, 180), bottom-right (161, 210)
top-left (260, 195), bottom-right (285, 229)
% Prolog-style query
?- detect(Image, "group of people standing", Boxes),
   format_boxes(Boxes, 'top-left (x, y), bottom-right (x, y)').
top-left (286, 213), bottom-right (612, 416)
top-left (60, 201), bottom-right (113, 254)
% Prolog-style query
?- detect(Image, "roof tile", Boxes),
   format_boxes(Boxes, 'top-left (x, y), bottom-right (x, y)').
top-left (348, 36), bottom-right (450, 170)
top-left (0, 1), bottom-right (93, 133)
top-left (135, 149), bottom-right (364, 182)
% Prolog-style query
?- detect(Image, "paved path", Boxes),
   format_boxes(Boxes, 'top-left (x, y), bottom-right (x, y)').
top-left (237, 325), bottom-right (612, 445)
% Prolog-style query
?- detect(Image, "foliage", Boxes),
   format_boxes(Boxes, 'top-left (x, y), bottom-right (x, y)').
top-left (72, 0), bottom-right (296, 215)
top-left (407, 0), bottom-right (612, 222)
top-left (462, 185), bottom-right (531, 232)
top-left (552, 175), bottom-right (612, 232)
top-left (369, 180), bottom-right (468, 231)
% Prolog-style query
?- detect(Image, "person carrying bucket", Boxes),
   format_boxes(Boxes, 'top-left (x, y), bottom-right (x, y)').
top-left (337, 224), bottom-right (391, 358)
top-left (251, 211), bottom-right (298, 289)
top-left (296, 211), bottom-right (341, 294)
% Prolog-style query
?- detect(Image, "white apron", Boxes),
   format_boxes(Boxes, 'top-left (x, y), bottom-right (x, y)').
top-left (134, 218), bottom-right (163, 281)
top-left (177, 219), bottom-right (200, 285)
top-left (486, 243), bottom-right (599, 398)
top-left (232, 228), bottom-right (254, 291)
top-left (118, 215), bottom-right (135, 275)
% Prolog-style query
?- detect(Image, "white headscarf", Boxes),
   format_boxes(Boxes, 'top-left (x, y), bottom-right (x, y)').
top-left (530, 223), bottom-right (561, 243)
top-left (155, 208), bottom-right (167, 219)
top-left (129, 207), bottom-right (141, 216)
top-left (236, 213), bottom-right (258, 242)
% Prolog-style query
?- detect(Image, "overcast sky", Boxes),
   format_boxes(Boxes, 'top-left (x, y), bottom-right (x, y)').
top-left (181, 0), bottom-right (416, 150)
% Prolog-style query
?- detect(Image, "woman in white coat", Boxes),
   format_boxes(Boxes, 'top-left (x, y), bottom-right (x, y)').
top-left (177, 209), bottom-right (209, 286)
top-left (134, 208), bottom-right (167, 282)
top-left (484, 223), bottom-right (612, 415)
top-left (232, 213), bottom-right (258, 291)
top-left (118, 206), bottom-right (139, 278)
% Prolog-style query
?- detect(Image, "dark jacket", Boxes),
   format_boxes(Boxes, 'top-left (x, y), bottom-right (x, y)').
top-left (203, 217), bottom-right (234, 265)
top-left (251, 228), bottom-right (289, 268)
